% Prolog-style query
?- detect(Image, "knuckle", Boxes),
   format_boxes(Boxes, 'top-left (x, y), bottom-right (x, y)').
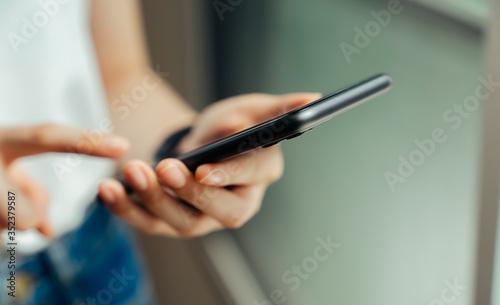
top-left (190, 185), bottom-right (213, 208)
top-left (193, 195), bottom-right (211, 210)
top-left (225, 159), bottom-right (244, 177)
top-left (224, 209), bottom-right (248, 229)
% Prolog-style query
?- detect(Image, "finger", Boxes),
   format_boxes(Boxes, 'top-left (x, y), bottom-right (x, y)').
top-left (0, 181), bottom-right (44, 232)
top-left (195, 146), bottom-right (284, 187)
top-left (279, 92), bottom-right (323, 113)
top-left (123, 160), bottom-right (199, 230)
top-left (243, 92), bottom-right (322, 123)
top-left (179, 115), bottom-right (252, 151)
top-left (233, 183), bottom-right (268, 218)
top-left (99, 179), bottom-right (180, 237)
top-left (8, 164), bottom-right (49, 207)
top-left (0, 124), bottom-right (129, 164)
top-left (121, 160), bottom-right (224, 236)
top-left (177, 93), bottom-right (321, 152)
top-left (156, 159), bottom-right (257, 229)
top-left (8, 165), bottom-right (52, 237)
top-left (37, 218), bottom-right (54, 238)
top-left (194, 115), bottom-right (251, 146)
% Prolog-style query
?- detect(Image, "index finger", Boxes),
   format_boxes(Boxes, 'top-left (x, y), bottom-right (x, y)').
top-left (0, 124), bottom-right (129, 162)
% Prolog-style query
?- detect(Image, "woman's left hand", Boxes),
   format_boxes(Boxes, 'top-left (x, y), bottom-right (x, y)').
top-left (98, 92), bottom-right (321, 237)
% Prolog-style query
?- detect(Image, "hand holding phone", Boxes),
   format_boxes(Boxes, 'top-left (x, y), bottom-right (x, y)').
top-left (97, 74), bottom-right (392, 237)
top-left (174, 73), bottom-right (392, 170)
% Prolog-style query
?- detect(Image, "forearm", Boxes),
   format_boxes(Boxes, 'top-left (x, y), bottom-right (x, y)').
top-left (90, 0), bottom-right (197, 164)
top-left (105, 71), bottom-right (197, 165)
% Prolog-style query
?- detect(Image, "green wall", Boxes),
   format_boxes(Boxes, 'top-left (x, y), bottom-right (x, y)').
top-left (215, 1), bottom-right (486, 304)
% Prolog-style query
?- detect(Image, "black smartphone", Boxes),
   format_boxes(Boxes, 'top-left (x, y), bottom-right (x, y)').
top-left (97, 74), bottom-right (392, 206)
top-left (176, 73), bottom-right (392, 171)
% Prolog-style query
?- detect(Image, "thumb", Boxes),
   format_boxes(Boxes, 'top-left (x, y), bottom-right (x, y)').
top-left (254, 92), bottom-right (323, 123)
top-left (277, 92), bottom-right (323, 114)
top-left (0, 124), bottom-right (129, 165)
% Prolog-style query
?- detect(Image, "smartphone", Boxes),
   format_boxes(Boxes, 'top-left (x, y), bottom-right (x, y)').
top-left (175, 73), bottom-right (392, 171)
top-left (98, 73), bottom-right (392, 205)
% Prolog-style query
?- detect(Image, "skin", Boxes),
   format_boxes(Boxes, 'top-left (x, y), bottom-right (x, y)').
top-left (0, 0), bottom-right (320, 238)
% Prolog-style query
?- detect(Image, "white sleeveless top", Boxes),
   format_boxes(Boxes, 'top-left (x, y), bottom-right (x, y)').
top-left (0, 0), bottom-right (116, 254)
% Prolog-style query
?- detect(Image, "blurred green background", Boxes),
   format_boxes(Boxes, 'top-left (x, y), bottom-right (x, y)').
top-left (211, 0), bottom-right (487, 304)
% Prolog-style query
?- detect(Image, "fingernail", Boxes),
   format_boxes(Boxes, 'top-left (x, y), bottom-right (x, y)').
top-left (40, 219), bottom-right (54, 238)
top-left (161, 164), bottom-right (186, 188)
top-left (200, 170), bottom-right (226, 185)
top-left (100, 184), bottom-right (115, 204)
top-left (129, 166), bottom-right (148, 191)
top-left (103, 135), bottom-right (129, 150)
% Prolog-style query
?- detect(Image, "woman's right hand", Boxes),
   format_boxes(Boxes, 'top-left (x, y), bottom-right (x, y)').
top-left (0, 124), bottom-right (129, 237)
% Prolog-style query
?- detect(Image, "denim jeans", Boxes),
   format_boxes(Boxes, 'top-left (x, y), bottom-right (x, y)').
top-left (0, 203), bottom-right (156, 305)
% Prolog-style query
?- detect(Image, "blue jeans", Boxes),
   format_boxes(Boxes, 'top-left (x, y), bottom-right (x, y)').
top-left (0, 203), bottom-right (157, 305)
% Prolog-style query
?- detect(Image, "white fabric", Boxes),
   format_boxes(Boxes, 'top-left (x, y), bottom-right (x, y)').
top-left (0, 0), bottom-right (116, 254)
